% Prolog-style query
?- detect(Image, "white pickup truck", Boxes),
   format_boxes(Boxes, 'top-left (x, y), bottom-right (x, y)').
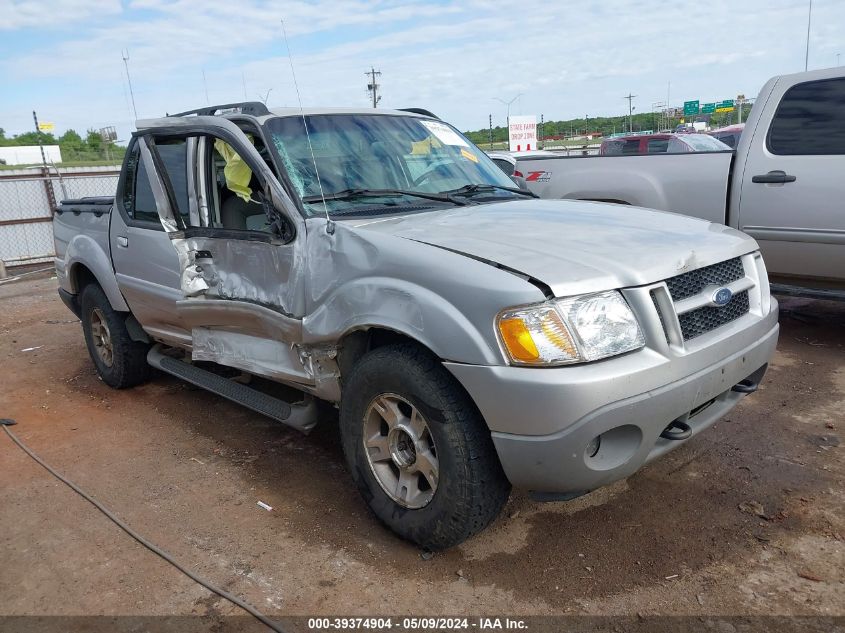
top-left (517, 67), bottom-right (845, 299)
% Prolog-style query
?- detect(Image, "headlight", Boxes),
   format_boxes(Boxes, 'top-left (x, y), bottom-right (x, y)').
top-left (496, 290), bottom-right (644, 366)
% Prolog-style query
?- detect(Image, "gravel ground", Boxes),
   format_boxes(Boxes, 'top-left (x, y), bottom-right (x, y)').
top-left (0, 275), bottom-right (843, 628)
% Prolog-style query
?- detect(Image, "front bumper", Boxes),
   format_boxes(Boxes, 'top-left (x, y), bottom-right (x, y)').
top-left (445, 308), bottom-right (779, 495)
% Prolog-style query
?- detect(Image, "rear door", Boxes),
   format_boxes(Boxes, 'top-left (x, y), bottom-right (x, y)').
top-left (110, 136), bottom-right (191, 345)
top-left (737, 73), bottom-right (845, 283)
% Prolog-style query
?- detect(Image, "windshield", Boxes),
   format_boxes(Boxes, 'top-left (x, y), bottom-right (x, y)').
top-left (682, 134), bottom-right (731, 151)
top-left (264, 113), bottom-right (519, 217)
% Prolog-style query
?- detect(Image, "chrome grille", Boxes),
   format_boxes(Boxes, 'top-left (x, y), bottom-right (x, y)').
top-left (678, 290), bottom-right (750, 340)
top-left (665, 257), bottom-right (744, 302)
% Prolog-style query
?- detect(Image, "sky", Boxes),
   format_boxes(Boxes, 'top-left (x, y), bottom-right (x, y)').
top-left (1, 0), bottom-right (844, 142)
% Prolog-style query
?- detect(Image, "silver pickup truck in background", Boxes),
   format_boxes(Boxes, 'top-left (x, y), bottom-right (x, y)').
top-left (517, 67), bottom-right (845, 299)
top-left (53, 103), bottom-right (778, 549)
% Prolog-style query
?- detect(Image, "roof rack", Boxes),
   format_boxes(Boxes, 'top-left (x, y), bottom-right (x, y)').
top-left (169, 101), bottom-right (272, 118)
top-left (398, 108), bottom-right (440, 120)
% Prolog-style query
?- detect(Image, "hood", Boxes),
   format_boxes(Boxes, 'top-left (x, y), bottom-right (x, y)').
top-left (346, 199), bottom-right (757, 297)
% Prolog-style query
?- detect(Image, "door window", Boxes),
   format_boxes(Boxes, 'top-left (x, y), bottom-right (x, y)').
top-left (621, 139), bottom-right (641, 154)
top-left (122, 143), bottom-right (159, 223)
top-left (156, 139), bottom-right (190, 220)
top-left (492, 158), bottom-right (515, 176)
top-left (207, 137), bottom-right (272, 232)
top-left (768, 77), bottom-right (845, 155)
top-left (121, 139), bottom-right (189, 225)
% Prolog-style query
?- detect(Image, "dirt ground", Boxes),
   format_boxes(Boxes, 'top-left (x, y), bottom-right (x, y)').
top-left (1, 274), bottom-right (843, 626)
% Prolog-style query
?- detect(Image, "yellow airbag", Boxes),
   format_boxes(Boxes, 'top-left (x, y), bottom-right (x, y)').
top-left (214, 138), bottom-right (253, 202)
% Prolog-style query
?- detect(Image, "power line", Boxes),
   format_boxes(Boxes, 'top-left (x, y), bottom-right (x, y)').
top-left (366, 67), bottom-right (382, 108)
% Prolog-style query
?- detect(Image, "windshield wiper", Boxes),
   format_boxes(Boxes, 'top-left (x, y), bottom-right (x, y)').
top-left (302, 188), bottom-right (467, 206)
top-left (441, 184), bottom-right (539, 198)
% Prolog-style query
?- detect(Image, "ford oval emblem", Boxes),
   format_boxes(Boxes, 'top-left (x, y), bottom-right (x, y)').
top-left (711, 287), bottom-right (733, 307)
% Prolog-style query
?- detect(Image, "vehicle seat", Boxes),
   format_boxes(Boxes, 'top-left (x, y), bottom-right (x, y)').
top-left (220, 194), bottom-right (266, 231)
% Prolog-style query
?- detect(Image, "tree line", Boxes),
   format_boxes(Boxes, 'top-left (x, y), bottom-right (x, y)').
top-left (0, 128), bottom-right (125, 164)
top-left (464, 108), bottom-right (749, 146)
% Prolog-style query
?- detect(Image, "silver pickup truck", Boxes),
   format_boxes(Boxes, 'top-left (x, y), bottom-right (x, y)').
top-left (53, 103), bottom-right (779, 549)
top-left (518, 67), bottom-right (845, 299)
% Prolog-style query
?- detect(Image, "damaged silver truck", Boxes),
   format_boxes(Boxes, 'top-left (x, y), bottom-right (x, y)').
top-left (53, 102), bottom-right (779, 549)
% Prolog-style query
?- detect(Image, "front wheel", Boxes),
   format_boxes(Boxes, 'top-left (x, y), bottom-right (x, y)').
top-left (80, 284), bottom-right (150, 389)
top-left (340, 343), bottom-right (510, 550)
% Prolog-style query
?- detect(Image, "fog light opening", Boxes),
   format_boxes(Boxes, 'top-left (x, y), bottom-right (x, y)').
top-left (583, 424), bottom-right (643, 471)
top-left (585, 434), bottom-right (602, 458)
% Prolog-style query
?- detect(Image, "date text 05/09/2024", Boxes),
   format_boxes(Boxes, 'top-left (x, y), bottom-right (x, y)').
top-left (307, 617), bottom-right (528, 630)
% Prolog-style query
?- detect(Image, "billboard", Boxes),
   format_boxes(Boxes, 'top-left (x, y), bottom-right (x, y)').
top-left (508, 115), bottom-right (537, 151)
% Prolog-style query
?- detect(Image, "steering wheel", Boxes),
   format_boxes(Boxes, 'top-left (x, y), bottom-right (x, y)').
top-left (412, 164), bottom-right (454, 187)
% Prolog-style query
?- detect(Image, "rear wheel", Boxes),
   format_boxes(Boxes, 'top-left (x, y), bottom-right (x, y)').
top-left (80, 284), bottom-right (150, 389)
top-left (340, 343), bottom-right (511, 550)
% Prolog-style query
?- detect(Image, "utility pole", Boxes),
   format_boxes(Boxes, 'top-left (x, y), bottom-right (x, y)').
top-left (488, 114), bottom-right (493, 149)
top-left (32, 110), bottom-right (57, 213)
top-left (667, 81), bottom-right (672, 129)
top-left (242, 71), bottom-right (248, 100)
top-left (366, 67), bottom-right (382, 108)
top-left (539, 114), bottom-right (544, 149)
top-left (624, 93), bottom-right (637, 133)
top-left (122, 50), bottom-right (138, 121)
top-left (804, 0), bottom-right (812, 71)
top-left (32, 110), bottom-right (48, 168)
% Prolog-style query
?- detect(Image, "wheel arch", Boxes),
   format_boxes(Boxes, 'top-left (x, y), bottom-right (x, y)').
top-left (65, 239), bottom-right (129, 312)
top-left (71, 262), bottom-right (148, 343)
top-left (335, 327), bottom-right (491, 432)
top-left (337, 326), bottom-right (429, 380)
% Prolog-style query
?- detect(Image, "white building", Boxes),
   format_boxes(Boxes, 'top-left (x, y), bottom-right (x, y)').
top-left (0, 145), bottom-right (63, 166)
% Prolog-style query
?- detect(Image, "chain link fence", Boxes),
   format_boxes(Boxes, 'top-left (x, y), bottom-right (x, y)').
top-left (0, 166), bottom-right (119, 268)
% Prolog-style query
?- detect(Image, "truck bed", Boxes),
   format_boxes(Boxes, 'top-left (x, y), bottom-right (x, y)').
top-left (53, 196), bottom-right (115, 294)
top-left (517, 151), bottom-right (735, 225)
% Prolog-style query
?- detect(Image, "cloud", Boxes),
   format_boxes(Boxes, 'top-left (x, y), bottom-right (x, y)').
top-left (0, 0), bottom-right (121, 30)
top-left (2, 0), bottom-right (845, 138)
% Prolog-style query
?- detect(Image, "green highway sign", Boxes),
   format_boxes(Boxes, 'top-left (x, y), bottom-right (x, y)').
top-left (715, 99), bottom-right (735, 113)
top-left (701, 103), bottom-right (716, 114)
top-left (683, 100), bottom-right (700, 116)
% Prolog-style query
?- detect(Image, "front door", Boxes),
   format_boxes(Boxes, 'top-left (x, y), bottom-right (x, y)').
top-left (138, 117), bottom-right (310, 384)
top-left (738, 74), bottom-right (845, 284)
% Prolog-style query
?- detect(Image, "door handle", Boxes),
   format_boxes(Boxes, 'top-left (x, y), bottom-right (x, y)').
top-left (751, 170), bottom-right (796, 184)
top-left (117, 236), bottom-right (129, 247)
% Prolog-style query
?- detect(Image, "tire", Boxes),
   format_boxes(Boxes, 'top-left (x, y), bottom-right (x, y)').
top-left (80, 284), bottom-right (150, 389)
top-left (340, 343), bottom-right (511, 550)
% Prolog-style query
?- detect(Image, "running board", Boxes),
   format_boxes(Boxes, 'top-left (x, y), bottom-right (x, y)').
top-left (147, 345), bottom-right (317, 433)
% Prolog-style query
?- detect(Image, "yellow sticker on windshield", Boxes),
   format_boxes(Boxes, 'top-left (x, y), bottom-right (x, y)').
top-left (460, 148), bottom-right (479, 163)
top-left (411, 137), bottom-right (441, 155)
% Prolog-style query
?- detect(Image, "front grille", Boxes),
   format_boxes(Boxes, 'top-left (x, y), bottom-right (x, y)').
top-left (665, 257), bottom-right (744, 302)
top-left (678, 290), bottom-right (750, 340)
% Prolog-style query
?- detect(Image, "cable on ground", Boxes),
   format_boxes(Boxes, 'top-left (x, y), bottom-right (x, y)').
top-left (0, 418), bottom-right (284, 633)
